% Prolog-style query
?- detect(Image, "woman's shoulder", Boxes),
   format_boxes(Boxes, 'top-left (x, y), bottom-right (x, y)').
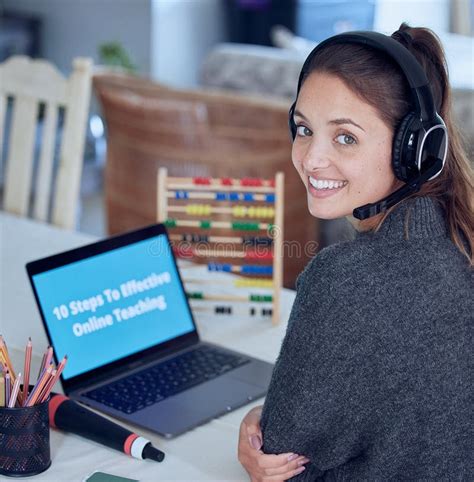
top-left (298, 236), bottom-right (375, 289)
top-left (290, 238), bottom-right (379, 320)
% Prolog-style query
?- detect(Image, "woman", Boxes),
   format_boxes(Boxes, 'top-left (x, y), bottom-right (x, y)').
top-left (238, 23), bottom-right (473, 480)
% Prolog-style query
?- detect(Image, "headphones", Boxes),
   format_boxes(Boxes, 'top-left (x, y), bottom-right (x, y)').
top-left (288, 31), bottom-right (448, 220)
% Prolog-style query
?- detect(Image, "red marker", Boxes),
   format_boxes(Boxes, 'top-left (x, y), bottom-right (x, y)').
top-left (49, 394), bottom-right (165, 462)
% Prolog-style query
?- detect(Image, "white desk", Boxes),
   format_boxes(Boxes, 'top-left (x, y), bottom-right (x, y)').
top-left (0, 212), bottom-right (296, 481)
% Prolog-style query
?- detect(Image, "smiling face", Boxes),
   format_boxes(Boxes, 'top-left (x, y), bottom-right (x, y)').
top-left (292, 72), bottom-right (397, 220)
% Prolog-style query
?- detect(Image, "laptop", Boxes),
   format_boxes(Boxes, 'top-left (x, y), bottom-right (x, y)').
top-left (26, 223), bottom-right (274, 438)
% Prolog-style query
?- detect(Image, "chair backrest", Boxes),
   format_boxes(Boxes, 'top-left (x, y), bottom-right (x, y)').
top-left (0, 56), bottom-right (92, 229)
top-left (93, 72), bottom-right (318, 288)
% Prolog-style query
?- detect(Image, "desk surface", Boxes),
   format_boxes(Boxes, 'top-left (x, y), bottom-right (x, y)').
top-left (0, 212), bottom-right (296, 481)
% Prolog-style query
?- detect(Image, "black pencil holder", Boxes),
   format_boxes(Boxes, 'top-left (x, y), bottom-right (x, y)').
top-left (0, 397), bottom-right (51, 477)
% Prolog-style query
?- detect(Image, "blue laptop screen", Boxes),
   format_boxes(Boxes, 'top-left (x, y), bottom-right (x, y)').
top-left (31, 234), bottom-right (195, 380)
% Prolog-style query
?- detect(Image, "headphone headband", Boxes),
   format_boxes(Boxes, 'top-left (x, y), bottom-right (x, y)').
top-left (296, 31), bottom-right (437, 122)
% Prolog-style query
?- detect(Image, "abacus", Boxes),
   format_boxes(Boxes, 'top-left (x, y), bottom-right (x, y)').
top-left (157, 168), bottom-right (284, 325)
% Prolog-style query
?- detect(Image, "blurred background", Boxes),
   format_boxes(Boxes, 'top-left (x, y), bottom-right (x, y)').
top-left (2, 0), bottom-right (472, 87)
top-left (1, 0), bottom-right (473, 287)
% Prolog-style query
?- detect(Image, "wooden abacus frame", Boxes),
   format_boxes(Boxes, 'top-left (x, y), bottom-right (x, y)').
top-left (157, 168), bottom-right (284, 325)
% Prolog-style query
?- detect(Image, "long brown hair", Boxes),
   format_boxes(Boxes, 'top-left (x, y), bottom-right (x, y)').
top-left (302, 23), bottom-right (473, 265)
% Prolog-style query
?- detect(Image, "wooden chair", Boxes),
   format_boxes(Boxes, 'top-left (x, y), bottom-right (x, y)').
top-left (0, 56), bottom-right (92, 229)
top-left (93, 72), bottom-right (319, 288)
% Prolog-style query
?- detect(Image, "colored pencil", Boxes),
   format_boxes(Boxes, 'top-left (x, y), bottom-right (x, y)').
top-left (0, 338), bottom-right (68, 407)
top-left (21, 338), bottom-right (32, 404)
top-left (5, 370), bottom-right (11, 407)
top-left (0, 375), bottom-right (4, 407)
top-left (8, 373), bottom-right (22, 408)
top-left (0, 335), bottom-right (16, 381)
top-left (26, 366), bottom-right (52, 406)
top-left (43, 346), bottom-right (54, 373)
top-left (37, 369), bottom-right (56, 403)
top-left (37, 348), bottom-right (48, 380)
top-left (40, 355), bottom-right (67, 403)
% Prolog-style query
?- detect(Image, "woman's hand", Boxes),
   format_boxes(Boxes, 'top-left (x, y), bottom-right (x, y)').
top-left (238, 405), bottom-right (310, 481)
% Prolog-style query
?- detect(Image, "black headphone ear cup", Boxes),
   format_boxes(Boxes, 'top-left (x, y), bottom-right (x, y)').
top-left (288, 102), bottom-right (297, 141)
top-left (392, 112), bottom-right (416, 182)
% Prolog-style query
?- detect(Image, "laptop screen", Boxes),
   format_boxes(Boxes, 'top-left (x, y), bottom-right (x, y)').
top-left (29, 232), bottom-right (195, 380)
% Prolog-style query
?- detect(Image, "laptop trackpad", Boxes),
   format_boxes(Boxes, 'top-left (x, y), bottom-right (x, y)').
top-left (133, 376), bottom-right (264, 437)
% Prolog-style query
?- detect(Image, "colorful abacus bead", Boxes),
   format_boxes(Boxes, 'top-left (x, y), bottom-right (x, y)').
top-left (208, 263), bottom-right (232, 272)
top-left (175, 191), bottom-right (189, 199)
top-left (234, 279), bottom-right (274, 288)
top-left (183, 233), bottom-right (209, 243)
top-left (231, 222), bottom-right (260, 231)
top-left (215, 306), bottom-right (232, 315)
top-left (165, 218), bottom-right (177, 228)
top-left (241, 265), bottom-right (273, 275)
top-left (193, 177), bottom-right (211, 185)
top-left (243, 236), bottom-right (273, 246)
top-left (250, 294), bottom-right (273, 302)
top-left (187, 292), bottom-right (204, 299)
top-left (241, 178), bottom-right (263, 187)
top-left (174, 246), bottom-right (194, 258)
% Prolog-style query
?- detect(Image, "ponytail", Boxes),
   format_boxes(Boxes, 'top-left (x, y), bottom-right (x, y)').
top-left (391, 23), bottom-right (473, 265)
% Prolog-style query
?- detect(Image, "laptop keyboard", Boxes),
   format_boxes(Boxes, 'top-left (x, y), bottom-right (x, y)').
top-left (83, 345), bottom-right (250, 414)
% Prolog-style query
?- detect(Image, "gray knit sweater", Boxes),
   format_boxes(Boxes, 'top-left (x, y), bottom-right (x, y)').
top-left (260, 196), bottom-right (473, 480)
